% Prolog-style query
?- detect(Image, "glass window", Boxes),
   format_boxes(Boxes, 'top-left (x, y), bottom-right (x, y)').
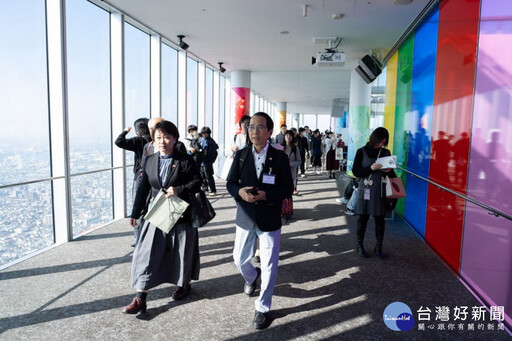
top-left (66, 0), bottom-right (111, 174)
top-left (317, 115), bottom-right (331, 132)
top-left (66, 1), bottom-right (113, 236)
top-left (0, 1), bottom-right (50, 186)
top-left (125, 166), bottom-right (134, 215)
top-left (219, 75), bottom-right (226, 150)
top-left (0, 183), bottom-right (54, 267)
top-left (162, 43), bottom-right (178, 124)
top-left (124, 22), bottom-right (150, 215)
top-left (71, 171), bottom-right (113, 237)
top-left (205, 67), bottom-right (213, 128)
top-left (124, 22), bottom-right (150, 164)
top-left (250, 92), bottom-right (255, 115)
top-left (0, 1), bottom-right (54, 266)
top-left (66, 0), bottom-right (113, 236)
top-left (303, 115), bottom-right (317, 129)
top-left (187, 57), bottom-right (198, 126)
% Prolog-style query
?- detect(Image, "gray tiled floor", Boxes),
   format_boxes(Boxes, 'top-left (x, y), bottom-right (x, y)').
top-left (0, 173), bottom-right (510, 340)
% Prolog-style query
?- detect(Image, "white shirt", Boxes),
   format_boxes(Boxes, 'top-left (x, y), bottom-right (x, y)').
top-left (234, 133), bottom-right (248, 151)
top-left (252, 143), bottom-right (269, 179)
top-left (324, 137), bottom-right (336, 153)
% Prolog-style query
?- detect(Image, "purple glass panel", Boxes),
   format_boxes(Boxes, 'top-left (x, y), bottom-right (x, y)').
top-left (463, 0), bottom-right (512, 328)
top-left (460, 203), bottom-right (512, 328)
top-left (467, 0), bottom-right (512, 217)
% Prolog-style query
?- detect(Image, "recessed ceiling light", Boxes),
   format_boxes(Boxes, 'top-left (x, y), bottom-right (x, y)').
top-left (393, 0), bottom-right (413, 5)
top-left (280, 30), bottom-right (290, 35)
top-left (332, 13), bottom-right (344, 20)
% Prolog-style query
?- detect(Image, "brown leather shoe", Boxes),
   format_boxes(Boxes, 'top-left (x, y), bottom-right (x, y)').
top-left (122, 297), bottom-right (147, 314)
top-left (172, 283), bottom-right (191, 300)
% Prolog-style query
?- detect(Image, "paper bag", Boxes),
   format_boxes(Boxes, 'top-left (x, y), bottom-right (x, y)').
top-left (335, 147), bottom-right (344, 160)
top-left (384, 176), bottom-right (406, 199)
top-left (144, 189), bottom-right (189, 233)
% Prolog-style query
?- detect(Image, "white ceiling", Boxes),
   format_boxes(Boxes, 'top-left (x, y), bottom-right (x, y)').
top-left (102, 0), bottom-right (429, 116)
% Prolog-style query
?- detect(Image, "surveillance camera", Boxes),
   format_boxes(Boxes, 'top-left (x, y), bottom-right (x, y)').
top-left (177, 35), bottom-right (189, 50)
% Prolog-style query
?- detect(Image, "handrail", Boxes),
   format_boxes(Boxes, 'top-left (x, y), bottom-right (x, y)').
top-left (0, 165), bottom-right (128, 190)
top-left (397, 166), bottom-right (512, 221)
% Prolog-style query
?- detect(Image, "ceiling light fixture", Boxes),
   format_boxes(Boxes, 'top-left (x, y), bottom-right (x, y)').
top-left (302, 4), bottom-right (308, 17)
top-left (332, 13), bottom-right (344, 20)
top-left (393, 0), bottom-right (413, 5)
top-left (177, 35), bottom-right (189, 50)
top-left (218, 62), bottom-right (226, 73)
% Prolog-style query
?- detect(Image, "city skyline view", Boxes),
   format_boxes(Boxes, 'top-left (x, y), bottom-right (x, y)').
top-left (0, 144), bottom-right (119, 266)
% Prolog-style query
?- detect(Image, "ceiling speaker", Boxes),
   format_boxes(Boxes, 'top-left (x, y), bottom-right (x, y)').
top-left (355, 54), bottom-right (382, 84)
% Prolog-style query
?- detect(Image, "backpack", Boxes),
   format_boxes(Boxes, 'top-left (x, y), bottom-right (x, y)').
top-left (211, 141), bottom-right (219, 163)
top-left (188, 138), bottom-right (205, 165)
top-left (203, 138), bottom-right (218, 164)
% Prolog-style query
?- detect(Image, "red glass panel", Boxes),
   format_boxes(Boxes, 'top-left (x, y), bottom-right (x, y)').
top-left (425, 0), bottom-right (480, 273)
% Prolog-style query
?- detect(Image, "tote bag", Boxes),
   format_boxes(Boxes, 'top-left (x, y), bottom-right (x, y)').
top-left (144, 190), bottom-right (189, 233)
top-left (335, 147), bottom-right (344, 160)
top-left (384, 176), bottom-right (406, 199)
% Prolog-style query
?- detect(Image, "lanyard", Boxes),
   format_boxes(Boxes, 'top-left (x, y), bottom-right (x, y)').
top-left (364, 148), bottom-right (382, 188)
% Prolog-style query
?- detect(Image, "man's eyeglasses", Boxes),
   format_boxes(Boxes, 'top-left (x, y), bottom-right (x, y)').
top-left (248, 125), bottom-right (267, 131)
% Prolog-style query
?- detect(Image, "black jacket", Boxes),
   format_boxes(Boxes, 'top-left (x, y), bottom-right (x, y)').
top-left (226, 145), bottom-right (294, 231)
top-left (115, 132), bottom-right (151, 178)
top-left (352, 143), bottom-right (397, 179)
top-left (130, 150), bottom-right (202, 221)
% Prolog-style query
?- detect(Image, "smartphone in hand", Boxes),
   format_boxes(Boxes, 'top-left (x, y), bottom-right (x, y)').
top-left (246, 187), bottom-right (259, 195)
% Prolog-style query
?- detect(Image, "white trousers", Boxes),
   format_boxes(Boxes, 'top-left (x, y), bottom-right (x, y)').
top-left (233, 224), bottom-right (281, 313)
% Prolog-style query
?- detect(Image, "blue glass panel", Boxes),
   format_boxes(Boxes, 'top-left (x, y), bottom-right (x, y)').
top-left (403, 7), bottom-right (439, 232)
top-left (403, 174), bottom-right (429, 237)
top-left (408, 7), bottom-right (438, 176)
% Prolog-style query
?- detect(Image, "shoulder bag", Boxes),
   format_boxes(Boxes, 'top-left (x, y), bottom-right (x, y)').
top-left (190, 190), bottom-right (216, 228)
top-left (383, 176), bottom-right (406, 199)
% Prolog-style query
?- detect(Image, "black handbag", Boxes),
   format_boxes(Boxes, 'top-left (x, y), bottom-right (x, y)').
top-left (190, 190), bottom-right (216, 228)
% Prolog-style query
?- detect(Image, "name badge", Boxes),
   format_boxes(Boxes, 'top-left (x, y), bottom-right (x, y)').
top-left (364, 188), bottom-right (371, 200)
top-left (262, 173), bottom-right (276, 185)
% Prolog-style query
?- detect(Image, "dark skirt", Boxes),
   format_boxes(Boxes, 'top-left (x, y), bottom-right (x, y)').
top-left (131, 219), bottom-right (200, 290)
top-left (325, 149), bottom-right (339, 171)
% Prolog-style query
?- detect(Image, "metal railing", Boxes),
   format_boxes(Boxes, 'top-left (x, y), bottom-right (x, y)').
top-left (0, 165), bottom-right (130, 190)
top-left (397, 166), bottom-right (512, 221)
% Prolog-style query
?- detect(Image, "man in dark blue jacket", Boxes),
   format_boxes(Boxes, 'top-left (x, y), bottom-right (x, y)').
top-left (199, 126), bottom-right (218, 196)
top-left (226, 112), bottom-right (293, 330)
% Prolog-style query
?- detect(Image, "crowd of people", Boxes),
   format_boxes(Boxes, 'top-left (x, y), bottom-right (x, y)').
top-left (115, 115), bottom-right (395, 330)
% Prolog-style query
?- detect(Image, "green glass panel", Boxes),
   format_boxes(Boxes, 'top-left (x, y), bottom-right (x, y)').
top-left (394, 36), bottom-right (414, 215)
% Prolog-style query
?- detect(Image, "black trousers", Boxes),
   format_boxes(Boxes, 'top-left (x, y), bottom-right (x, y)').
top-left (299, 150), bottom-right (306, 174)
top-left (201, 163), bottom-right (216, 193)
top-left (356, 213), bottom-right (385, 245)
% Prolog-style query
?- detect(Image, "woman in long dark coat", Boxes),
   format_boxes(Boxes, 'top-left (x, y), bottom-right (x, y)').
top-left (123, 120), bottom-right (202, 315)
top-left (310, 129), bottom-right (322, 174)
